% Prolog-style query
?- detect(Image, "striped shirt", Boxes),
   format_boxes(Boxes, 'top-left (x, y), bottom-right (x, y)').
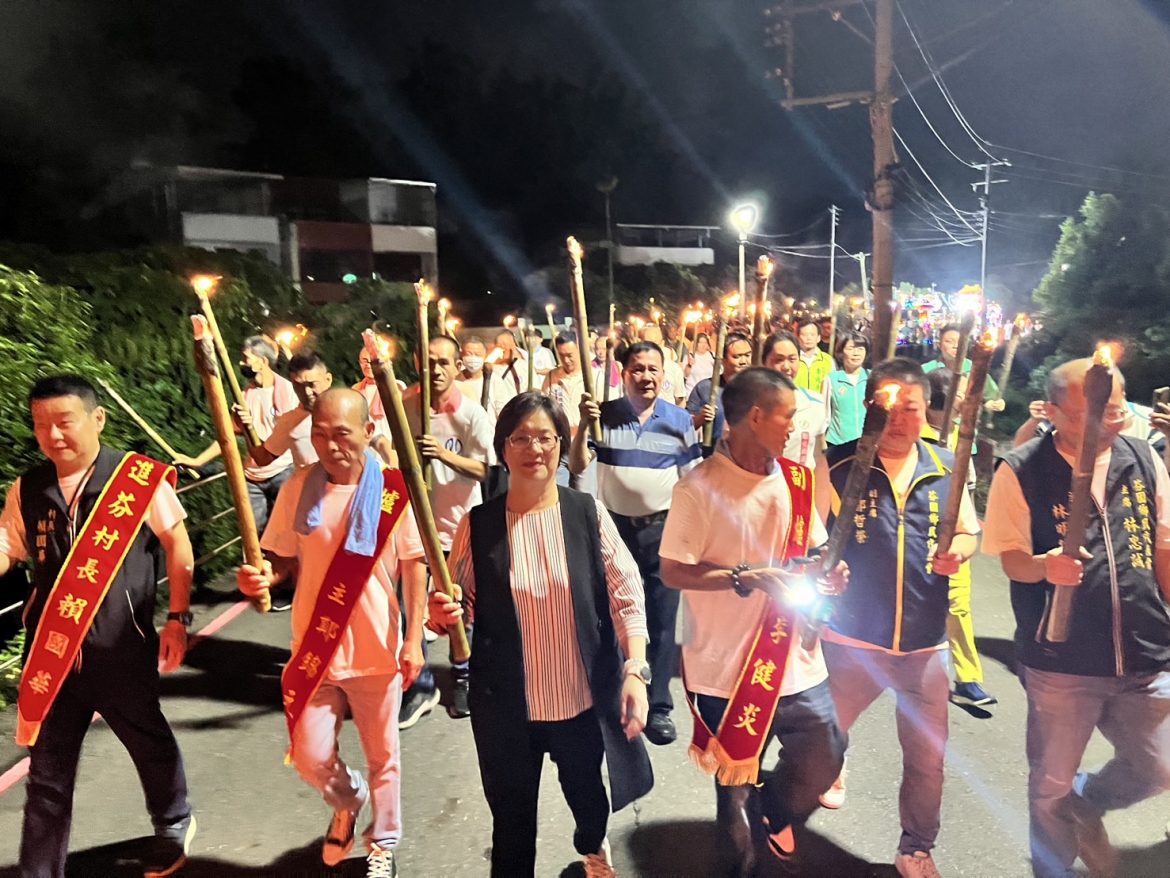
top-left (591, 397), bottom-right (702, 517)
top-left (448, 501), bottom-right (648, 722)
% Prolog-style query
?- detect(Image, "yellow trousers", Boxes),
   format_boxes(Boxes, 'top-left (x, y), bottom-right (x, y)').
top-left (947, 560), bottom-right (984, 684)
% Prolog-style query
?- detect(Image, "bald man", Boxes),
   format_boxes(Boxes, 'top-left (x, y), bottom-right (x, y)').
top-left (984, 359), bottom-right (1170, 878)
top-left (238, 389), bottom-right (428, 875)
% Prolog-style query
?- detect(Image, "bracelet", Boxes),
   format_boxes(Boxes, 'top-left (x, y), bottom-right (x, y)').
top-left (730, 563), bottom-right (753, 598)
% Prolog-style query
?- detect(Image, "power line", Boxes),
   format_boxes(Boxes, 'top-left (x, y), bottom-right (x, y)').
top-left (892, 0), bottom-right (1002, 163)
top-left (893, 126), bottom-right (981, 237)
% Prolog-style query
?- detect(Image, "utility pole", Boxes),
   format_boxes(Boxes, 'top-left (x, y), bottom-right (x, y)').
top-left (869, 0), bottom-right (896, 359)
top-left (597, 177), bottom-right (619, 316)
top-left (972, 161), bottom-right (1010, 316)
top-left (769, 0), bottom-right (898, 357)
top-left (828, 204), bottom-right (840, 351)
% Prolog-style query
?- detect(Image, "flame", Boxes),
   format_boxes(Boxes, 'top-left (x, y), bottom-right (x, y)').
top-left (1094, 342), bottom-right (1118, 368)
top-left (437, 297), bottom-right (451, 311)
top-left (545, 303), bottom-right (555, 315)
top-left (274, 323), bottom-right (310, 349)
top-left (445, 318), bottom-right (462, 335)
top-left (979, 330), bottom-right (996, 350)
top-left (414, 279), bottom-right (435, 305)
top-left (503, 314), bottom-right (516, 329)
top-left (190, 274), bottom-right (219, 297)
top-left (757, 255), bottom-right (775, 278)
top-left (651, 308), bottom-right (662, 323)
top-left (485, 348), bottom-right (505, 364)
top-left (873, 382), bottom-right (901, 410)
top-left (275, 328), bottom-right (295, 346)
top-left (721, 292), bottom-right (740, 316)
top-left (567, 236), bottom-right (584, 262)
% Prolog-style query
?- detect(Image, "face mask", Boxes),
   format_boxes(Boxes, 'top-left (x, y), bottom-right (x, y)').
top-left (240, 365), bottom-right (257, 381)
top-left (463, 356), bottom-right (484, 373)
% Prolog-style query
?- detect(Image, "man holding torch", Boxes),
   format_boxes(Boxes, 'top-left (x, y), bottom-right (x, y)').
top-left (686, 332), bottom-right (753, 452)
top-left (661, 367), bottom-right (848, 874)
top-left (174, 336), bottom-right (296, 534)
top-left (821, 358), bottom-right (979, 878)
top-left (983, 357), bottom-right (1170, 878)
top-left (237, 388), bottom-right (428, 877)
top-left (399, 335), bottom-right (494, 726)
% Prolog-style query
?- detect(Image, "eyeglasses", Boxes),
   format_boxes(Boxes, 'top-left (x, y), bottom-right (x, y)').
top-left (506, 434), bottom-right (560, 451)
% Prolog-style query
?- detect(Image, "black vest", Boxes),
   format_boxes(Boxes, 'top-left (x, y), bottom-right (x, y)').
top-left (467, 487), bottom-right (653, 811)
top-left (1004, 434), bottom-right (1170, 677)
top-left (19, 447), bottom-right (162, 666)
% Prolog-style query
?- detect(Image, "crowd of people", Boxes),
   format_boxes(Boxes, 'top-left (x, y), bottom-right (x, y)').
top-left (1, 305), bottom-right (1170, 878)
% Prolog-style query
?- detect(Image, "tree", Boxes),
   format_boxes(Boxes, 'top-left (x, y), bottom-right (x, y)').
top-left (1032, 192), bottom-right (1170, 398)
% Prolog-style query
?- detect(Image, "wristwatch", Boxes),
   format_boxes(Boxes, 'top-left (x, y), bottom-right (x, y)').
top-left (730, 563), bottom-right (753, 598)
top-left (623, 659), bottom-right (652, 685)
top-left (166, 611), bottom-right (194, 627)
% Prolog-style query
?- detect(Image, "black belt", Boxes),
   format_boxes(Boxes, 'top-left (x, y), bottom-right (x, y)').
top-left (612, 510), bottom-right (669, 528)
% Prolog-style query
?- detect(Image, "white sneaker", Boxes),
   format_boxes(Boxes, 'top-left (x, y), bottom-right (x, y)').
top-left (583, 837), bottom-right (617, 878)
top-left (895, 850), bottom-right (942, 878)
top-left (819, 762), bottom-right (847, 810)
top-left (366, 844), bottom-right (397, 878)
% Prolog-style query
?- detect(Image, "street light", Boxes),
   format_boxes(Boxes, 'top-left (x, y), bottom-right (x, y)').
top-left (728, 203), bottom-right (760, 324)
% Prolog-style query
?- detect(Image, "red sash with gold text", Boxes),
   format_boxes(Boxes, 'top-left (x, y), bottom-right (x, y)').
top-left (17, 453), bottom-right (175, 746)
top-left (686, 459), bottom-right (815, 786)
top-left (281, 467), bottom-right (409, 756)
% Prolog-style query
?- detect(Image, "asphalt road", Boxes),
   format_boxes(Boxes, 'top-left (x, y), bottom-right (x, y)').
top-left (0, 556), bottom-right (1166, 877)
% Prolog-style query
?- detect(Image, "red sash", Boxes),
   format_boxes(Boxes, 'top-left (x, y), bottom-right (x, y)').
top-left (17, 453), bottom-right (175, 747)
top-left (281, 467), bottom-right (410, 757)
top-left (686, 459), bottom-right (815, 786)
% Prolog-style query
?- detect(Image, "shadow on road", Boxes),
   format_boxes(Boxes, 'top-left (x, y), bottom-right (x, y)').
top-left (626, 819), bottom-right (891, 877)
top-left (973, 635), bottom-right (1018, 676)
top-left (0, 837), bottom-right (381, 877)
top-left (160, 637), bottom-right (286, 710)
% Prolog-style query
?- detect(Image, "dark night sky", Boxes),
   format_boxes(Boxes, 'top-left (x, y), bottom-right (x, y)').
top-left (2, 0), bottom-right (1170, 310)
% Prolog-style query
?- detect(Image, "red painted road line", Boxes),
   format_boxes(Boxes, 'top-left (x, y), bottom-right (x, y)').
top-left (0, 599), bottom-right (252, 798)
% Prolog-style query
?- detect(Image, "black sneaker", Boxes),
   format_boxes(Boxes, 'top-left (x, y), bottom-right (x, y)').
top-left (950, 682), bottom-right (998, 707)
top-left (269, 588), bottom-right (293, 612)
top-left (398, 687), bottom-right (440, 730)
top-left (644, 712), bottom-right (677, 746)
top-left (448, 679), bottom-right (470, 719)
top-left (143, 814), bottom-right (196, 878)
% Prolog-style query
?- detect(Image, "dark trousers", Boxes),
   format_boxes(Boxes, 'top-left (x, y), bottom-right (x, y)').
top-left (694, 680), bottom-right (844, 866)
top-left (20, 655), bottom-right (190, 878)
top-left (612, 512), bottom-right (678, 714)
top-left (477, 709), bottom-right (609, 877)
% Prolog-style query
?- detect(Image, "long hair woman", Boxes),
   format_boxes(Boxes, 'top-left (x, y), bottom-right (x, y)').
top-left (429, 392), bottom-right (653, 877)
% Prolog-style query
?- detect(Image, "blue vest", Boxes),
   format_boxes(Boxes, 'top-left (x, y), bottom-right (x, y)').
top-left (826, 439), bottom-right (954, 652)
top-left (1003, 433), bottom-right (1170, 677)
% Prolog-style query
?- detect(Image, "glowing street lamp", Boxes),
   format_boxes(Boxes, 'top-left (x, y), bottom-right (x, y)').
top-left (728, 202), bottom-right (760, 322)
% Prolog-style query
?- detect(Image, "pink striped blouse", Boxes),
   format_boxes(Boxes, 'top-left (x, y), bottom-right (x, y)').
top-left (447, 501), bottom-right (648, 722)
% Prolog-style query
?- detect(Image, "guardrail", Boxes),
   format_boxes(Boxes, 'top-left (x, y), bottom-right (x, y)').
top-left (0, 470), bottom-right (238, 623)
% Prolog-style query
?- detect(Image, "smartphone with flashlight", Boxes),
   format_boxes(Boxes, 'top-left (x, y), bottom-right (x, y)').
top-left (1153, 387), bottom-right (1170, 410)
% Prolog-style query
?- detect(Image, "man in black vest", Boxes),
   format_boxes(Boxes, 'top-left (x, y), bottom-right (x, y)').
top-left (983, 358), bottom-right (1170, 878)
top-left (0, 375), bottom-right (196, 878)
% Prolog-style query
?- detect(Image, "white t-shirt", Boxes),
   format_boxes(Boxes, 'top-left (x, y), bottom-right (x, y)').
top-left (982, 440), bottom-right (1170, 557)
top-left (264, 407), bottom-right (316, 468)
top-left (244, 376), bottom-right (298, 481)
top-left (661, 359), bottom-right (688, 406)
top-left (659, 447), bottom-right (829, 699)
top-left (261, 465), bottom-right (425, 680)
top-left (0, 465), bottom-right (186, 565)
top-left (403, 386), bottom-right (496, 551)
top-left (786, 387), bottom-right (829, 469)
top-left (454, 373), bottom-right (495, 421)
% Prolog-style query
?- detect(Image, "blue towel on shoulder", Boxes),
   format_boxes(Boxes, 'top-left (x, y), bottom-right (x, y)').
top-left (294, 449), bottom-right (384, 556)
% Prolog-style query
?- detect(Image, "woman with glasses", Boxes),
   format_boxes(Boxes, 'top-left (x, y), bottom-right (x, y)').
top-left (429, 392), bottom-right (653, 878)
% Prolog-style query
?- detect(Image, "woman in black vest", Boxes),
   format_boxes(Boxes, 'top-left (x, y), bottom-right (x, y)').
top-left (430, 392), bottom-right (654, 877)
